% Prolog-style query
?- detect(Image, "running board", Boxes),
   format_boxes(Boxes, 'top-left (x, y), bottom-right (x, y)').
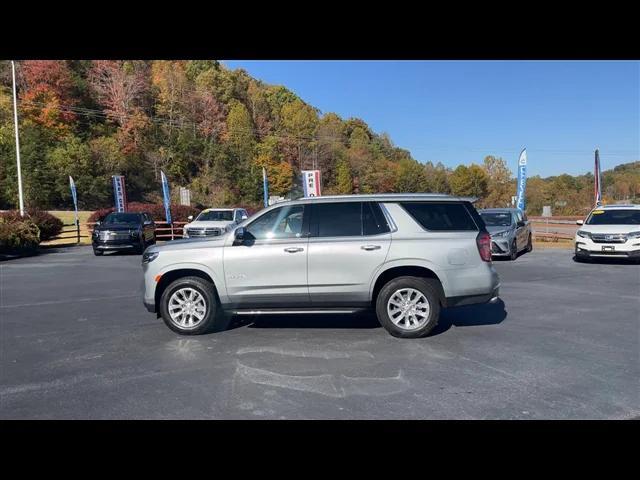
top-left (231, 308), bottom-right (362, 315)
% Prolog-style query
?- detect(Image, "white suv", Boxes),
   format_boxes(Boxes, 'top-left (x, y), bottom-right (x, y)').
top-left (574, 204), bottom-right (640, 262)
top-left (182, 208), bottom-right (248, 238)
top-left (142, 194), bottom-right (501, 338)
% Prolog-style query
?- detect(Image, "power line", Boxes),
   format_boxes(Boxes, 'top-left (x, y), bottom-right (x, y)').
top-left (11, 97), bottom-right (640, 159)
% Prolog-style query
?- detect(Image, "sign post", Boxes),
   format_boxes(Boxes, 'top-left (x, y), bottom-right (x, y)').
top-left (11, 61), bottom-right (25, 217)
top-left (69, 176), bottom-right (79, 243)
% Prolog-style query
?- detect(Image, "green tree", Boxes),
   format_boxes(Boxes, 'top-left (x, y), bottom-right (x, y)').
top-left (449, 164), bottom-right (489, 198)
top-left (335, 160), bottom-right (353, 194)
top-left (395, 159), bottom-right (428, 192)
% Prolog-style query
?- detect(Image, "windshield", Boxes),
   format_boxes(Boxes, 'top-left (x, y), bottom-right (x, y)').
top-left (480, 212), bottom-right (513, 227)
top-left (103, 213), bottom-right (141, 225)
top-left (196, 210), bottom-right (234, 221)
top-left (585, 209), bottom-right (640, 225)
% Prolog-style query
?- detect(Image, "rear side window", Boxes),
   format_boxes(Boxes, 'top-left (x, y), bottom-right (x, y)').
top-left (310, 202), bottom-right (391, 237)
top-left (363, 202), bottom-right (391, 235)
top-left (312, 202), bottom-right (361, 237)
top-left (400, 202), bottom-right (478, 231)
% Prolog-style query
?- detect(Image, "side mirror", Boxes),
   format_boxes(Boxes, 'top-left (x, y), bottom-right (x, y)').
top-left (241, 215), bottom-right (248, 220)
top-left (233, 227), bottom-right (246, 245)
top-left (517, 220), bottom-right (525, 228)
top-left (187, 215), bottom-right (193, 221)
top-left (96, 221), bottom-right (101, 226)
top-left (576, 219), bottom-right (584, 225)
top-left (144, 220), bottom-right (153, 226)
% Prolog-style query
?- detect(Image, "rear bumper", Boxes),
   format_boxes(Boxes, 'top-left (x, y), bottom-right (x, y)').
top-left (445, 284), bottom-right (500, 308)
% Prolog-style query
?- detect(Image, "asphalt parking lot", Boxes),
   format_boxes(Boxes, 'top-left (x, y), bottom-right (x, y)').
top-left (1, 246), bottom-right (638, 419)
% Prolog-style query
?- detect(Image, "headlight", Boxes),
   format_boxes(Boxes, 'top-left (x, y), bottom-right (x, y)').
top-left (492, 230), bottom-right (510, 238)
top-left (576, 230), bottom-right (591, 238)
top-left (142, 251), bottom-right (159, 264)
top-left (627, 231), bottom-right (640, 239)
top-left (130, 229), bottom-right (139, 238)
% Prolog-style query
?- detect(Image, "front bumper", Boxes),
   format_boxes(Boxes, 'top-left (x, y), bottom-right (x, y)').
top-left (93, 240), bottom-right (137, 250)
top-left (491, 237), bottom-right (513, 256)
top-left (575, 238), bottom-right (640, 258)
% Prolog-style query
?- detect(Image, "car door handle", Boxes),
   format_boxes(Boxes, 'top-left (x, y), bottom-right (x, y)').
top-left (284, 247), bottom-right (304, 253)
top-left (361, 245), bottom-right (381, 251)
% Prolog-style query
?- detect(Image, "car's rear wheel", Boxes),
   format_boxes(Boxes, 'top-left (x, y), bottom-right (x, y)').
top-left (376, 276), bottom-right (441, 338)
top-left (93, 248), bottom-right (103, 256)
top-left (159, 276), bottom-right (225, 335)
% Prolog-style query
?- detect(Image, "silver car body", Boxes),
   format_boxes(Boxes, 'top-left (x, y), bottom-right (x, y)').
top-left (478, 208), bottom-right (531, 257)
top-left (143, 194), bottom-right (500, 314)
top-left (182, 208), bottom-right (249, 238)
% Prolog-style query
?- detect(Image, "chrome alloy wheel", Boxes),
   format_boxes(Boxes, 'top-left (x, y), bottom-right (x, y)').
top-left (168, 287), bottom-right (207, 330)
top-left (386, 288), bottom-right (430, 331)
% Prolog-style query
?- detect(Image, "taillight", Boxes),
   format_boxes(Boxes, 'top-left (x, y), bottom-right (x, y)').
top-left (476, 231), bottom-right (492, 262)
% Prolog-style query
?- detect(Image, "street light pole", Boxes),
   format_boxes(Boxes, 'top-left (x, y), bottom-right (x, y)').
top-left (11, 60), bottom-right (25, 217)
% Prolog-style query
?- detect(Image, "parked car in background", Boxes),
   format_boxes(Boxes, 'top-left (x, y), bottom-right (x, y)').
top-left (92, 212), bottom-right (155, 255)
top-left (478, 208), bottom-right (532, 260)
top-left (574, 204), bottom-right (640, 262)
top-left (142, 194), bottom-right (500, 339)
top-left (182, 208), bottom-right (249, 238)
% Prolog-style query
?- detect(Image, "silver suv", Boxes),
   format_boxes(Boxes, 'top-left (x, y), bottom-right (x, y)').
top-left (478, 208), bottom-right (533, 260)
top-left (141, 194), bottom-right (500, 338)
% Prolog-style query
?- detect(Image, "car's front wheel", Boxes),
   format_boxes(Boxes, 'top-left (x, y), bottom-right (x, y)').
top-left (93, 248), bottom-right (103, 256)
top-left (376, 276), bottom-right (441, 338)
top-left (510, 239), bottom-right (518, 260)
top-left (159, 276), bottom-right (226, 335)
top-left (526, 233), bottom-right (533, 252)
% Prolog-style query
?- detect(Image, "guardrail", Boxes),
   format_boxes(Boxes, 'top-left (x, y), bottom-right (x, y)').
top-left (529, 216), bottom-right (581, 241)
top-left (49, 221), bottom-right (88, 243)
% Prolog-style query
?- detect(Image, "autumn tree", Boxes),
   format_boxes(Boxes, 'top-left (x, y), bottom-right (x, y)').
top-left (481, 155), bottom-right (513, 207)
top-left (19, 60), bottom-right (77, 136)
top-left (449, 164), bottom-right (489, 198)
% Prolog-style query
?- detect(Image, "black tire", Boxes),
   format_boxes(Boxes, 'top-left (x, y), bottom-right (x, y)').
top-left (510, 239), bottom-right (518, 260)
top-left (526, 233), bottom-right (533, 252)
top-left (375, 276), bottom-right (441, 339)
top-left (136, 237), bottom-right (146, 254)
top-left (93, 248), bottom-right (103, 256)
top-left (159, 276), bottom-right (226, 335)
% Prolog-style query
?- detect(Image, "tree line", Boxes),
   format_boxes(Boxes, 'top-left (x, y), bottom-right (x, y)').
top-left (0, 60), bottom-right (637, 216)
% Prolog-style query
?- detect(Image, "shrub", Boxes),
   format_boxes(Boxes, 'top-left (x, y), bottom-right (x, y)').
top-left (0, 217), bottom-right (40, 254)
top-left (27, 209), bottom-right (63, 240)
top-left (87, 202), bottom-right (201, 224)
top-left (0, 209), bottom-right (63, 241)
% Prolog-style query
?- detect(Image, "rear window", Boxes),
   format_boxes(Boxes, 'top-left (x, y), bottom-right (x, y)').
top-left (400, 202), bottom-right (478, 231)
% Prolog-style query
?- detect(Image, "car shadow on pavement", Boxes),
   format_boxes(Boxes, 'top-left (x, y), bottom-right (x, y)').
top-left (573, 255), bottom-right (639, 266)
top-left (245, 311), bottom-right (382, 330)
top-left (429, 299), bottom-right (507, 337)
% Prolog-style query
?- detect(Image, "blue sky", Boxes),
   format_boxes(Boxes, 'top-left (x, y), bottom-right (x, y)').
top-left (223, 61), bottom-right (639, 177)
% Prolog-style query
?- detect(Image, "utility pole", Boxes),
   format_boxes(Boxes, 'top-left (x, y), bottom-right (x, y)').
top-left (11, 60), bottom-right (25, 217)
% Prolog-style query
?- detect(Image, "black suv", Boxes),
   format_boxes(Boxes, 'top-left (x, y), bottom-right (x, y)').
top-left (92, 212), bottom-right (156, 255)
